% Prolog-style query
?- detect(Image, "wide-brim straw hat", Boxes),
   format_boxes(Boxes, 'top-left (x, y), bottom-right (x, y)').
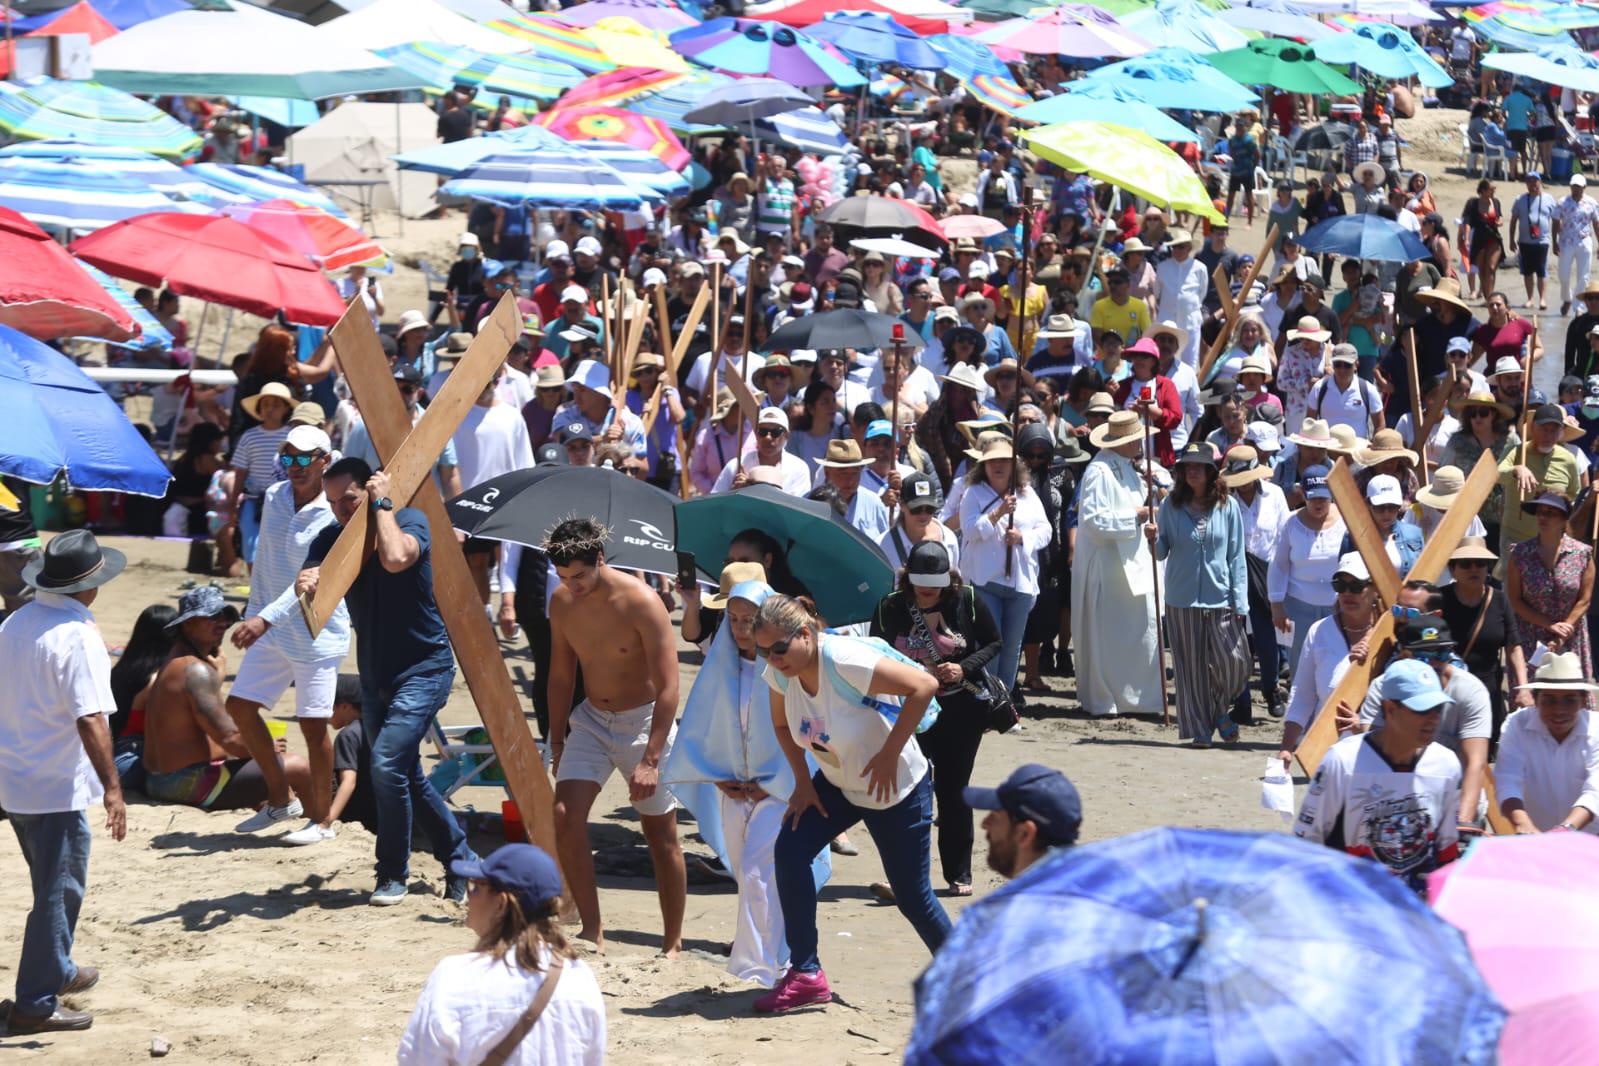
top-left (702, 561), bottom-right (767, 609)
top-left (1416, 277), bottom-right (1472, 315)
top-left (1416, 465), bottom-right (1466, 509)
top-left (1089, 409), bottom-right (1155, 449)
top-left (984, 358), bottom-right (1035, 389)
top-left (1448, 391), bottom-right (1515, 420)
top-left (1085, 391), bottom-right (1116, 416)
top-left (1151, 320), bottom-right (1190, 351)
top-left (1221, 444), bottom-right (1271, 487)
top-left (975, 435), bottom-right (1016, 463)
top-left (1354, 161), bottom-right (1386, 185)
top-left (1328, 424), bottom-right (1366, 457)
top-left (957, 418), bottom-right (1011, 448)
top-left (1356, 428), bottom-right (1418, 467)
top-left (1517, 650), bottom-right (1599, 693)
top-left (1448, 535), bottom-right (1498, 563)
top-left (1238, 354), bottom-right (1273, 381)
top-left (242, 380), bottom-right (295, 420)
top-left (1579, 281), bottom-right (1599, 302)
top-left (1120, 237), bottom-right (1151, 255)
top-left (1286, 315), bottom-right (1331, 343)
top-left (1288, 418), bottom-right (1337, 449)
top-left (940, 362), bottom-right (988, 393)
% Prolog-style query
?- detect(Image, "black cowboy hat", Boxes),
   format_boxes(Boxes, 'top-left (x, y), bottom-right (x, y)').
top-left (22, 530), bottom-right (126, 594)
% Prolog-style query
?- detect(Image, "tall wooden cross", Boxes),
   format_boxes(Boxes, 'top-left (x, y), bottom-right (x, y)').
top-left (299, 294), bottom-right (559, 861)
top-left (1300, 451), bottom-right (1513, 834)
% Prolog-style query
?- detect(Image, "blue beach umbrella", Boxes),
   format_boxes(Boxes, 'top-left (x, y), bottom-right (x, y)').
top-left (1483, 44), bottom-right (1599, 94)
top-left (925, 33), bottom-right (1012, 81)
top-left (1081, 46), bottom-right (1257, 111)
top-left (908, 828), bottom-right (1506, 1066)
top-left (1297, 213), bottom-right (1431, 263)
top-left (1120, 0), bottom-right (1249, 54)
top-left (805, 11), bottom-right (947, 71)
top-left (441, 150), bottom-right (648, 210)
top-left (631, 70), bottom-right (738, 134)
top-left (569, 140), bottom-right (691, 199)
top-left (0, 140), bottom-right (219, 204)
top-left (392, 124), bottom-right (564, 176)
top-left (758, 107), bottom-right (848, 155)
top-left (1013, 85), bottom-right (1198, 143)
top-left (184, 163), bottom-right (350, 218)
top-left (682, 77), bottom-right (813, 126)
top-left (0, 323), bottom-right (173, 495)
top-left (0, 154), bottom-right (205, 233)
top-left (1313, 23), bottom-right (1452, 88)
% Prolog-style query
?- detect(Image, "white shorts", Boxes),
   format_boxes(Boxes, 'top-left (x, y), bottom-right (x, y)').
top-left (230, 640), bottom-right (341, 720)
top-left (557, 700), bottom-right (678, 817)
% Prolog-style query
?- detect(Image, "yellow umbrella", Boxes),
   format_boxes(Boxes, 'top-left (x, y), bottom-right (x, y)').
top-left (584, 16), bottom-right (689, 73)
top-left (1020, 120), bottom-right (1222, 223)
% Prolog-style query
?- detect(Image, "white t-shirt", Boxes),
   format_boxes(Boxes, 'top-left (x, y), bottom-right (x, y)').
top-left (1307, 375), bottom-right (1383, 436)
top-left (764, 634), bottom-right (930, 810)
top-left (687, 350), bottom-right (765, 397)
top-left (452, 403), bottom-right (533, 489)
top-left (398, 950), bottom-right (606, 1066)
top-left (0, 593), bottom-right (117, 814)
top-left (711, 450), bottom-right (813, 496)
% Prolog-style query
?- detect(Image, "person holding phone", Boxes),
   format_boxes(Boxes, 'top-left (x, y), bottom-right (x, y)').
top-left (1111, 339), bottom-right (1183, 467)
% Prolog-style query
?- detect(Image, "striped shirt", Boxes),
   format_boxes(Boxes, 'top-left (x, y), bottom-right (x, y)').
top-left (230, 424), bottom-right (291, 497)
top-left (755, 176), bottom-right (796, 235)
top-left (250, 480), bottom-right (351, 661)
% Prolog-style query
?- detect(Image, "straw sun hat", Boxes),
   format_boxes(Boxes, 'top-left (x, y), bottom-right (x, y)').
top-left (1089, 409), bottom-right (1156, 449)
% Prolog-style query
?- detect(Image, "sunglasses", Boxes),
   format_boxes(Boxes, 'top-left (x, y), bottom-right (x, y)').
top-left (755, 426), bottom-right (786, 439)
top-left (1466, 407), bottom-right (1494, 418)
top-left (1391, 605), bottom-right (1424, 620)
top-left (755, 634), bottom-right (798, 658)
top-left (1411, 649), bottom-right (1451, 664)
top-left (1332, 578), bottom-right (1371, 594)
top-left (1452, 559), bottom-right (1489, 569)
top-left (279, 453), bottom-right (319, 468)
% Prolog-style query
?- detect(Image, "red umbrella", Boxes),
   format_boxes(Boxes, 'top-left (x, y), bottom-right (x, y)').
top-left (70, 212), bottom-right (346, 326)
top-left (217, 199), bottom-right (387, 272)
top-left (0, 205), bottom-right (138, 342)
top-left (745, 0), bottom-right (948, 36)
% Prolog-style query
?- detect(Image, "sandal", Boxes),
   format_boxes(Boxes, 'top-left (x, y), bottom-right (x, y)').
top-left (870, 881), bottom-right (897, 904)
top-left (947, 882), bottom-right (973, 897)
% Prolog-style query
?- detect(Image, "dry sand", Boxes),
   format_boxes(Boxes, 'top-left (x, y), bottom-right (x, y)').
top-left (0, 108), bottom-right (1563, 1063)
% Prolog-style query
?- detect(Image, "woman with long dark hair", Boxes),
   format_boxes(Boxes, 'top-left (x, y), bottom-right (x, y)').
top-left (1148, 442), bottom-right (1250, 746)
top-left (109, 603), bottom-right (178, 789)
top-left (870, 543), bottom-right (1000, 897)
top-left (787, 380), bottom-right (842, 474)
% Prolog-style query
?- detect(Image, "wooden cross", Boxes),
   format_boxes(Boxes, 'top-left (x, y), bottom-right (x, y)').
top-left (1195, 224), bottom-right (1278, 387)
top-left (299, 294), bottom-right (559, 861)
top-left (1298, 451), bottom-right (1513, 834)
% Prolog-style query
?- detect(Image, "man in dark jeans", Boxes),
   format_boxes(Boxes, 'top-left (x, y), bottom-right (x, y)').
top-left (297, 458), bottom-right (476, 907)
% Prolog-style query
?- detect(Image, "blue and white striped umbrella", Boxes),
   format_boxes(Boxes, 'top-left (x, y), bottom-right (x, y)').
top-left (756, 107), bottom-right (847, 155)
top-left (393, 124), bottom-right (564, 176)
top-left (570, 139), bottom-right (689, 199)
top-left (75, 261), bottom-right (174, 350)
top-left (184, 163), bottom-right (350, 219)
top-left (0, 155), bottom-right (205, 233)
top-left (441, 150), bottom-right (647, 209)
top-left (0, 141), bottom-right (222, 205)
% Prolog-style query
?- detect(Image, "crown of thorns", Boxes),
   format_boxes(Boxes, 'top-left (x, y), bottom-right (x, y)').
top-left (540, 515), bottom-right (612, 556)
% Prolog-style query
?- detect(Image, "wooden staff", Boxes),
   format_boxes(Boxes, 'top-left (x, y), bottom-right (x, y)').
top-left (1141, 399), bottom-right (1171, 729)
top-left (1009, 186), bottom-right (1035, 353)
top-left (735, 260), bottom-right (755, 478)
top-left (1074, 214), bottom-right (1110, 303)
top-left (600, 273), bottom-right (614, 379)
top-left (1517, 319), bottom-right (1537, 467)
top-left (1405, 329), bottom-right (1426, 487)
top-left (698, 261), bottom-right (723, 426)
top-left (1196, 224), bottom-right (1279, 386)
top-left (888, 327), bottom-right (904, 525)
top-left (652, 280), bottom-right (674, 367)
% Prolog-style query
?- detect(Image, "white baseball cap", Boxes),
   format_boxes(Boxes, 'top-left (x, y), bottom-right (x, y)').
top-left (560, 284), bottom-right (589, 305)
top-left (1575, 174), bottom-right (1589, 187)
top-left (285, 424), bottom-right (332, 454)
top-left (642, 266), bottom-right (667, 287)
top-left (565, 359), bottom-right (610, 391)
top-left (459, 232), bottom-right (480, 248)
top-left (1335, 551), bottom-right (1371, 581)
top-left (1245, 421), bottom-right (1280, 453)
top-left (574, 236), bottom-right (603, 257)
top-left (1366, 473), bottom-right (1404, 507)
top-left (757, 406), bottom-right (790, 431)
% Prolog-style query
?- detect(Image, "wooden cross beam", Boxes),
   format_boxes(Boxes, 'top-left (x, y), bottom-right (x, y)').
top-left (302, 294), bottom-right (559, 861)
top-left (1195, 224), bottom-right (1278, 386)
top-left (1327, 459), bottom-right (1402, 608)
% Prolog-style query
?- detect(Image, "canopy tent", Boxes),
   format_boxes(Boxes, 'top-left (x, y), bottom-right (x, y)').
top-left (316, 0), bottom-right (519, 52)
top-left (91, 2), bottom-right (423, 99)
top-left (285, 102), bottom-right (437, 218)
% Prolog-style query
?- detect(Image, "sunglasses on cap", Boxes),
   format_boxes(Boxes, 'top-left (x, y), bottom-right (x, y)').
top-left (1332, 577), bottom-right (1371, 594)
top-left (755, 633), bottom-right (798, 658)
top-left (279, 452), bottom-right (320, 468)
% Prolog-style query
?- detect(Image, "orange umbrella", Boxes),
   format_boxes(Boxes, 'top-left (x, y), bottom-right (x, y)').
top-left (216, 199), bottom-right (387, 272)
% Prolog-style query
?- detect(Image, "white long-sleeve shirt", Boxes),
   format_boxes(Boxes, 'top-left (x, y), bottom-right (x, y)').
top-left (1268, 512), bottom-right (1348, 606)
top-left (1239, 480), bottom-right (1291, 562)
top-left (251, 480), bottom-right (351, 661)
top-left (1283, 613), bottom-right (1357, 728)
top-left (1495, 707), bottom-right (1599, 833)
top-left (958, 480), bottom-right (1052, 595)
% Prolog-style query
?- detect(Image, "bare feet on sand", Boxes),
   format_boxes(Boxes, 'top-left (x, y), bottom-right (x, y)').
top-left (574, 928), bottom-right (605, 954)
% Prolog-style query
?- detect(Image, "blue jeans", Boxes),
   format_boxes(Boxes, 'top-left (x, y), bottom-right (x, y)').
top-left (1283, 595), bottom-right (1333, 686)
top-left (1234, 587), bottom-right (1282, 719)
top-left (9, 810), bottom-right (90, 1017)
top-left (773, 771), bottom-right (950, 974)
top-left (977, 582), bottom-right (1038, 693)
top-left (238, 495), bottom-right (263, 565)
top-left (362, 666), bottom-right (476, 883)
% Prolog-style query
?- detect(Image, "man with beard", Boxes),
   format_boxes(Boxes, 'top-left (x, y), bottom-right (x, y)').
top-left (965, 764), bottom-right (1082, 879)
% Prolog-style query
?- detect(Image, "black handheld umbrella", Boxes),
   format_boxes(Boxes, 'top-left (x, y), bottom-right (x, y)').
top-left (758, 307), bottom-right (927, 355)
top-left (673, 483), bottom-right (894, 624)
top-left (446, 466), bottom-right (682, 577)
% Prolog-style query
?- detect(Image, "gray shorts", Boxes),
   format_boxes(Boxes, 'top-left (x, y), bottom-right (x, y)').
top-left (556, 699), bottom-right (677, 817)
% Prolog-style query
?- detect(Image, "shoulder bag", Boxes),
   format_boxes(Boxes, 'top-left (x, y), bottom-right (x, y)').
top-left (478, 957), bottom-right (565, 1066)
top-left (908, 590), bottom-right (1018, 734)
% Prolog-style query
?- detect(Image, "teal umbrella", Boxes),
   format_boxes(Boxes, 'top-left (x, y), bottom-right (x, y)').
top-left (674, 484), bottom-right (894, 625)
top-left (1207, 38), bottom-right (1361, 95)
top-left (0, 76), bottom-right (201, 161)
top-left (1013, 85), bottom-right (1198, 143)
top-left (1312, 24), bottom-right (1452, 89)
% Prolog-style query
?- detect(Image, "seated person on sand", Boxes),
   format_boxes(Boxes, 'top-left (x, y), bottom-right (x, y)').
top-left (142, 586), bottom-right (314, 810)
top-left (327, 673), bottom-right (378, 835)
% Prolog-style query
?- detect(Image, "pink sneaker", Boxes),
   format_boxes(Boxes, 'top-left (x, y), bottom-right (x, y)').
top-left (754, 968), bottom-right (833, 1013)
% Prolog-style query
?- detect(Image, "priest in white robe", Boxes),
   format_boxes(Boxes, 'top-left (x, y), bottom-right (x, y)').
top-left (1154, 229), bottom-right (1209, 368)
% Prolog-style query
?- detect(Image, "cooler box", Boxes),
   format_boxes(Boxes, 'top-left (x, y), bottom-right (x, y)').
top-left (1551, 147), bottom-right (1575, 183)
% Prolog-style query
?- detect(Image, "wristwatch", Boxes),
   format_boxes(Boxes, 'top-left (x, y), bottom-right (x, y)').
top-left (371, 496), bottom-right (394, 512)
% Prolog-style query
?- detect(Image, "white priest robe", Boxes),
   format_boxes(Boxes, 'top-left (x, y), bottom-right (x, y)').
top-left (1155, 254), bottom-right (1208, 368)
top-left (1072, 449), bottom-right (1163, 717)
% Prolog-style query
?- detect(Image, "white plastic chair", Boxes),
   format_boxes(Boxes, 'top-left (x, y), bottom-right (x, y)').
top-left (1252, 166), bottom-right (1273, 217)
top-left (1458, 122), bottom-right (1475, 173)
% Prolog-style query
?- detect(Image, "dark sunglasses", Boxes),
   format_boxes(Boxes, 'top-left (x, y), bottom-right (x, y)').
top-left (907, 505), bottom-right (939, 515)
top-left (398, 384), bottom-right (417, 395)
top-left (755, 426), bottom-right (786, 439)
top-left (1332, 578), bottom-right (1370, 594)
top-left (1411, 649), bottom-right (1452, 664)
top-left (279, 453), bottom-right (319, 468)
top-left (1466, 407), bottom-right (1494, 418)
top-left (755, 634), bottom-right (798, 658)
top-left (1453, 559), bottom-right (1489, 569)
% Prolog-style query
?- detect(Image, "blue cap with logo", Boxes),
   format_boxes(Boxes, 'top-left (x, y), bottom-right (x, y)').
top-left (865, 419), bottom-right (894, 441)
top-left (1301, 463), bottom-right (1332, 500)
top-left (964, 764), bottom-right (1082, 847)
top-left (450, 844), bottom-right (563, 917)
top-left (1379, 659), bottom-right (1450, 712)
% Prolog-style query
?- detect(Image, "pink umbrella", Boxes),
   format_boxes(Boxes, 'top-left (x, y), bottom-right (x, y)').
top-left (217, 199), bottom-right (386, 272)
top-left (977, 5), bottom-right (1150, 58)
top-left (1429, 833), bottom-right (1599, 1066)
top-left (941, 214), bottom-right (1006, 239)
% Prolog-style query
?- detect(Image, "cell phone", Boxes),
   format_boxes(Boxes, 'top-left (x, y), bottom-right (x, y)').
top-left (676, 550), bottom-right (697, 588)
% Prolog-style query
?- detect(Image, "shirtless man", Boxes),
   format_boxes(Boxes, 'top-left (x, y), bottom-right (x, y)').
top-left (545, 516), bottom-right (685, 955)
top-left (143, 586), bottom-right (313, 810)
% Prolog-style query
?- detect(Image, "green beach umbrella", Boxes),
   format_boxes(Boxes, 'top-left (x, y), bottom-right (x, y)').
top-left (1206, 38), bottom-right (1361, 95)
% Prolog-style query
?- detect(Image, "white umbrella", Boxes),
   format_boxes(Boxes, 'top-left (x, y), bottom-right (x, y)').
top-left (316, 0), bottom-right (522, 53)
top-left (853, 235), bottom-right (941, 259)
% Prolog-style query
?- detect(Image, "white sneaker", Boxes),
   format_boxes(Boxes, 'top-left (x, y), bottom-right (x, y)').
top-left (280, 820), bottom-right (337, 847)
top-left (235, 798), bottom-right (304, 833)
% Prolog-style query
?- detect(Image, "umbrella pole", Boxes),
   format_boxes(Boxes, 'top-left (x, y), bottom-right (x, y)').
top-left (1142, 399), bottom-right (1171, 729)
top-left (395, 101), bottom-right (405, 241)
top-left (1405, 328), bottom-right (1425, 486)
top-left (166, 386), bottom-right (190, 462)
top-left (195, 303), bottom-right (211, 363)
top-left (218, 307), bottom-right (235, 364)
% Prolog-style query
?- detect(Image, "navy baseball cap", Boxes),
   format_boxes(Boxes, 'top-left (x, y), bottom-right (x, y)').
top-left (1301, 463), bottom-right (1332, 500)
top-left (534, 442), bottom-right (567, 467)
top-left (558, 423), bottom-right (593, 446)
top-left (451, 844), bottom-right (563, 916)
top-left (965, 764), bottom-right (1082, 847)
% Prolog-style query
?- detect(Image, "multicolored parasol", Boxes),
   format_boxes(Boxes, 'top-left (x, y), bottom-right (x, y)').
top-left (484, 14), bottom-right (616, 73)
top-left (218, 199), bottom-right (387, 271)
top-left (0, 76), bottom-right (201, 161)
top-left (533, 105), bottom-right (690, 170)
top-left (558, 65), bottom-right (690, 109)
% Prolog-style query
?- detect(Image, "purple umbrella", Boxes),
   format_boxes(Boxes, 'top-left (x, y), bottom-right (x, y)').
top-left (672, 17), bottom-right (865, 89)
top-left (556, 0), bottom-right (699, 33)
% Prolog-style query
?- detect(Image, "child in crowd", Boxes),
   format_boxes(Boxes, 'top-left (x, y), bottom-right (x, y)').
top-left (225, 382), bottom-right (294, 568)
top-left (327, 674), bottom-right (376, 834)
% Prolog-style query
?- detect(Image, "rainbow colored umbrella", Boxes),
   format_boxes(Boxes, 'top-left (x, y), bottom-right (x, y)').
top-left (484, 14), bottom-right (616, 73)
top-left (217, 199), bottom-right (387, 271)
top-left (456, 51), bottom-right (587, 101)
top-left (1466, 0), bottom-right (1599, 35)
top-left (0, 76), bottom-right (200, 162)
top-left (533, 105), bottom-right (690, 170)
top-left (965, 73), bottom-right (1032, 115)
top-left (560, 66), bottom-right (690, 108)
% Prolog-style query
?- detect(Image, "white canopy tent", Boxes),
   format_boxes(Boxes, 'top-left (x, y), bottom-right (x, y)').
top-left (287, 102), bottom-right (438, 219)
top-left (316, 0), bottom-right (523, 53)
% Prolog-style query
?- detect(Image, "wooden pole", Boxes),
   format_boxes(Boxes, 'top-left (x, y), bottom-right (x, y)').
top-left (1405, 329), bottom-right (1426, 487)
top-left (600, 273), bottom-right (614, 380)
top-left (1142, 400), bottom-right (1171, 729)
top-left (888, 331), bottom-right (903, 525)
top-left (1517, 316), bottom-right (1537, 468)
top-left (735, 262), bottom-right (755, 479)
top-left (1196, 224), bottom-right (1279, 387)
top-left (652, 281), bottom-right (674, 367)
top-left (1003, 190), bottom-right (1035, 579)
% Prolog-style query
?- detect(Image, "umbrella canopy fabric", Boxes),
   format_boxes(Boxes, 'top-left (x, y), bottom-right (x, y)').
top-left (1429, 833), bottom-right (1599, 1066)
top-left (379, 42), bottom-right (584, 102)
top-left (1313, 22), bottom-right (1452, 88)
top-left (1207, 38), bottom-right (1362, 95)
top-left (71, 213), bottom-right (347, 326)
top-left (558, 65), bottom-right (690, 109)
top-left (806, 11), bottom-right (947, 70)
top-left (1083, 46), bottom-right (1257, 110)
top-left (392, 123), bottom-right (563, 175)
top-left (674, 483), bottom-right (894, 624)
top-left (955, 0), bottom-right (1045, 17)
top-left (0, 76), bottom-right (201, 161)
top-left (745, 0), bottom-right (958, 36)
top-left (0, 206), bottom-right (139, 343)
top-left (757, 106), bottom-right (848, 154)
top-left (1120, 0), bottom-right (1248, 54)
top-left (13, 0), bottom-right (186, 32)
top-left (1022, 121), bottom-right (1222, 222)
top-left (184, 163), bottom-right (349, 218)
top-left (483, 14), bottom-right (617, 73)
top-left (568, 140), bottom-right (691, 198)
top-left (217, 199), bottom-right (387, 271)
top-left (75, 260), bottom-right (172, 349)
top-left (682, 77), bottom-right (813, 127)
top-left (532, 106), bottom-right (690, 170)
top-left (675, 19), bottom-right (864, 88)
top-left (909, 828), bottom-right (1505, 1065)
top-left (818, 196), bottom-right (943, 240)
top-left (761, 307), bottom-right (928, 353)
top-left (1218, 3), bottom-right (1331, 40)
top-left (440, 150), bottom-right (649, 209)
top-left (1013, 85), bottom-right (1198, 142)
top-left (940, 214), bottom-right (1006, 239)
top-left (978, 5), bottom-right (1150, 59)
top-left (1483, 44), bottom-right (1599, 94)
top-left (0, 140), bottom-right (219, 205)
top-left (228, 95), bottom-right (320, 129)
top-left (925, 32), bottom-right (1011, 81)
top-left (1297, 213), bottom-right (1430, 263)
top-left (554, 0), bottom-right (698, 32)
top-left (1293, 121), bottom-right (1355, 153)
top-left (91, 3), bottom-right (423, 100)
top-left (963, 73), bottom-right (1033, 115)
top-left (317, 0), bottom-right (517, 53)
top-left (448, 466), bottom-right (684, 577)
top-left (0, 154), bottom-right (204, 233)
top-left (0, 323), bottom-right (172, 495)
top-left (582, 15), bottom-right (690, 72)
top-left (23, 1), bottom-right (121, 43)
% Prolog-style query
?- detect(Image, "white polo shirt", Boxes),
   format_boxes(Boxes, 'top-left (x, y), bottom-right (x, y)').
top-left (1307, 375), bottom-right (1383, 436)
